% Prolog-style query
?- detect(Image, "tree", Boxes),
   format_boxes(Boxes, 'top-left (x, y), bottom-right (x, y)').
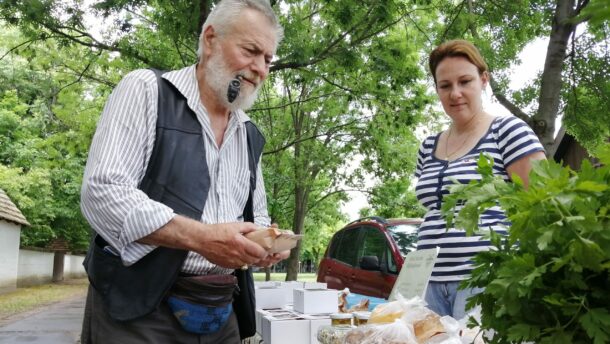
top-left (431, 0), bottom-right (609, 153)
top-left (359, 178), bottom-right (426, 219)
top-left (562, 14), bottom-right (610, 152)
top-left (6, 0), bottom-right (605, 281)
top-left (0, 26), bottom-right (112, 250)
top-left (1, 2), bottom-right (432, 277)
top-left (249, 1), bottom-right (434, 279)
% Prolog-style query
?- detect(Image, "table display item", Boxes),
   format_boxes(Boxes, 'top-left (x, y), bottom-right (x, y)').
top-left (413, 314), bottom-right (445, 342)
top-left (330, 312), bottom-right (353, 326)
top-left (317, 324), bottom-right (354, 344)
top-left (353, 311), bottom-right (370, 326)
top-left (245, 227), bottom-right (303, 253)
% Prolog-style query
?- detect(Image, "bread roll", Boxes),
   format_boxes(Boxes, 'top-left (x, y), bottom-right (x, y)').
top-left (413, 314), bottom-right (444, 342)
top-left (245, 228), bottom-right (302, 253)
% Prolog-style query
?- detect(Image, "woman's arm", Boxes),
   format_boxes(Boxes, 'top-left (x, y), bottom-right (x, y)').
top-left (506, 151), bottom-right (547, 188)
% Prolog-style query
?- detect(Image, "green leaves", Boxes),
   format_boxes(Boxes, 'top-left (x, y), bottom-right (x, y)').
top-left (579, 309), bottom-right (610, 344)
top-left (574, 181), bottom-right (608, 193)
top-left (449, 150), bottom-right (610, 343)
top-left (506, 323), bottom-right (540, 343)
top-left (249, 0), bottom-right (431, 277)
top-left (0, 26), bottom-right (101, 250)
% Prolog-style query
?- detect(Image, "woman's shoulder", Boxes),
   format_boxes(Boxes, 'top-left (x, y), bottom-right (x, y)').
top-left (491, 115), bottom-right (530, 129)
top-left (489, 115), bottom-right (536, 138)
top-left (419, 133), bottom-right (439, 152)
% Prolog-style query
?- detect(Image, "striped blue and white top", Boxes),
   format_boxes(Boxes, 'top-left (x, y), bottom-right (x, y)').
top-left (414, 116), bottom-right (544, 282)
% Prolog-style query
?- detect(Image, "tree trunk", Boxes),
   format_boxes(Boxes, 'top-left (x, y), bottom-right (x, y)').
top-left (198, 0), bottom-right (213, 34)
top-left (286, 184), bottom-right (307, 281)
top-left (264, 266), bottom-right (271, 281)
top-left (52, 251), bottom-right (65, 282)
top-left (534, 0), bottom-right (579, 153)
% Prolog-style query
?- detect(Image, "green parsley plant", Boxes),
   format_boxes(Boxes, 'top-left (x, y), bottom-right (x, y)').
top-left (442, 145), bottom-right (610, 344)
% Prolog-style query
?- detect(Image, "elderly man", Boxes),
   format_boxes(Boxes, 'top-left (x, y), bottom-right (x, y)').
top-left (79, 0), bottom-right (286, 343)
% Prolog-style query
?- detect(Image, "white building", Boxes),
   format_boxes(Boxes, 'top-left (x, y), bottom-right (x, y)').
top-left (0, 188), bottom-right (30, 293)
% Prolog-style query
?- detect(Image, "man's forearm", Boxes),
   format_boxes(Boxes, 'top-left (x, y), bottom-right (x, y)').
top-left (137, 215), bottom-right (201, 252)
top-left (138, 217), bottom-right (269, 269)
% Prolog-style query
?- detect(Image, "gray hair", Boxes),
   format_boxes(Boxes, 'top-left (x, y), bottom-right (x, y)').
top-left (196, 0), bottom-right (284, 61)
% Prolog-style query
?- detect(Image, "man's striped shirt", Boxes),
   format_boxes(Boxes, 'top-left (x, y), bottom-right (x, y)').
top-left (415, 116), bottom-right (544, 282)
top-left (80, 65), bottom-right (270, 275)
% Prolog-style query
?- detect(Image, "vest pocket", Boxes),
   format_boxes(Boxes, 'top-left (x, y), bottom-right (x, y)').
top-left (86, 235), bottom-right (120, 298)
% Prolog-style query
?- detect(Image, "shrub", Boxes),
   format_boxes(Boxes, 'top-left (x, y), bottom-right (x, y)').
top-left (442, 146), bottom-right (610, 344)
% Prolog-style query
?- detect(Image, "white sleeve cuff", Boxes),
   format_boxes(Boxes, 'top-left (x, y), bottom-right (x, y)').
top-left (118, 201), bottom-right (176, 266)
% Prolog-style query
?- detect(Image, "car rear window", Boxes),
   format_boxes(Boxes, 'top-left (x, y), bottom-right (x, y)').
top-left (333, 228), bottom-right (361, 266)
top-left (360, 227), bottom-right (387, 263)
top-left (387, 224), bottom-right (419, 256)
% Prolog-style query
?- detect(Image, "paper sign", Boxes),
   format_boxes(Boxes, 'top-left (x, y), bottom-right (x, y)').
top-left (388, 247), bottom-right (440, 301)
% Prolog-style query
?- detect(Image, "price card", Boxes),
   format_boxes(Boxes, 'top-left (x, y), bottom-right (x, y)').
top-left (388, 247), bottom-right (440, 301)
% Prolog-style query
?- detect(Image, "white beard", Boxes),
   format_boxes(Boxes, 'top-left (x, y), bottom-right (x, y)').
top-left (204, 52), bottom-right (261, 112)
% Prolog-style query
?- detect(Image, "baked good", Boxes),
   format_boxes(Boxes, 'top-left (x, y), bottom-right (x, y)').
top-left (413, 314), bottom-right (444, 343)
top-left (245, 227), bottom-right (278, 250)
top-left (347, 298), bottom-right (370, 312)
top-left (245, 228), bottom-right (302, 253)
top-left (338, 291), bottom-right (349, 313)
top-left (369, 303), bottom-right (404, 324)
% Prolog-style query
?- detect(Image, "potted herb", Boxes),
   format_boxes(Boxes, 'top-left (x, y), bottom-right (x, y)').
top-left (442, 146), bottom-right (610, 344)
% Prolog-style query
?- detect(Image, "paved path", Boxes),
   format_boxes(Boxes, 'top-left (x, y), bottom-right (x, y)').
top-left (0, 295), bottom-right (84, 344)
top-left (0, 294), bottom-right (268, 344)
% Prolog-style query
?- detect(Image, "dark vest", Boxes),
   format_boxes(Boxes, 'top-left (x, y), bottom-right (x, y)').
top-left (83, 69), bottom-right (265, 321)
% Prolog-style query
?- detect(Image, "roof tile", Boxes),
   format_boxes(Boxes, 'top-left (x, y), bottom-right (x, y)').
top-left (0, 189), bottom-right (31, 227)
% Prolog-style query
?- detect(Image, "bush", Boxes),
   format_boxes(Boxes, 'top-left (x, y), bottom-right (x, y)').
top-left (442, 146), bottom-right (610, 344)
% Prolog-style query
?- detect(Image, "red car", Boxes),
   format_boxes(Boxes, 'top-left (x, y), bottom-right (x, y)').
top-left (317, 217), bottom-right (422, 299)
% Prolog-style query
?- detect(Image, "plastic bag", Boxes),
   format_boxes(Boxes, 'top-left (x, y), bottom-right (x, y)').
top-left (345, 292), bottom-right (388, 312)
top-left (456, 307), bottom-right (487, 344)
top-left (423, 316), bottom-right (461, 344)
top-left (344, 320), bottom-right (418, 344)
top-left (369, 294), bottom-right (433, 325)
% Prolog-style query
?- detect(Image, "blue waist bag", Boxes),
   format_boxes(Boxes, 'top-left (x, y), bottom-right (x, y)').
top-left (167, 274), bottom-right (237, 335)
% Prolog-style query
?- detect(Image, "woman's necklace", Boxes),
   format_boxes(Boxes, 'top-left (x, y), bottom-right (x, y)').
top-left (444, 114), bottom-right (479, 160)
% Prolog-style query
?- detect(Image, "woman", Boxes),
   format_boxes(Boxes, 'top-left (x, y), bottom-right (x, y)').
top-left (414, 40), bottom-right (546, 319)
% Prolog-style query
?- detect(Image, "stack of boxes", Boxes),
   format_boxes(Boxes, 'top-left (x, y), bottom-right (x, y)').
top-left (255, 281), bottom-right (339, 344)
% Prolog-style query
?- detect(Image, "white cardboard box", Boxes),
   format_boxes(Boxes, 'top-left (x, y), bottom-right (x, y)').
top-left (255, 281), bottom-right (280, 288)
top-left (278, 281), bottom-right (305, 290)
top-left (305, 315), bottom-right (332, 344)
top-left (256, 308), bottom-right (297, 334)
top-left (255, 287), bottom-right (292, 309)
top-left (255, 309), bottom-right (271, 335)
top-left (293, 288), bottom-right (339, 314)
top-left (303, 282), bottom-right (327, 289)
top-left (261, 313), bottom-right (310, 344)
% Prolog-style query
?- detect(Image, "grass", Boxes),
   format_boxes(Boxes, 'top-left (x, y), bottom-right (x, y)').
top-left (0, 278), bottom-right (88, 320)
top-left (252, 272), bottom-right (318, 282)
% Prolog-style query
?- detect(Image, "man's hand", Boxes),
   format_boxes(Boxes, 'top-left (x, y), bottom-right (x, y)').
top-left (252, 223), bottom-right (290, 268)
top-left (195, 222), bottom-right (268, 269)
top-left (139, 216), bottom-right (268, 269)
top-left (255, 250), bottom-right (290, 268)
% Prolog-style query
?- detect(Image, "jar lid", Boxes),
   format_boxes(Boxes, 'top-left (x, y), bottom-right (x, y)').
top-left (330, 312), bottom-right (353, 319)
top-left (354, 311), bottom-right (371, 319)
